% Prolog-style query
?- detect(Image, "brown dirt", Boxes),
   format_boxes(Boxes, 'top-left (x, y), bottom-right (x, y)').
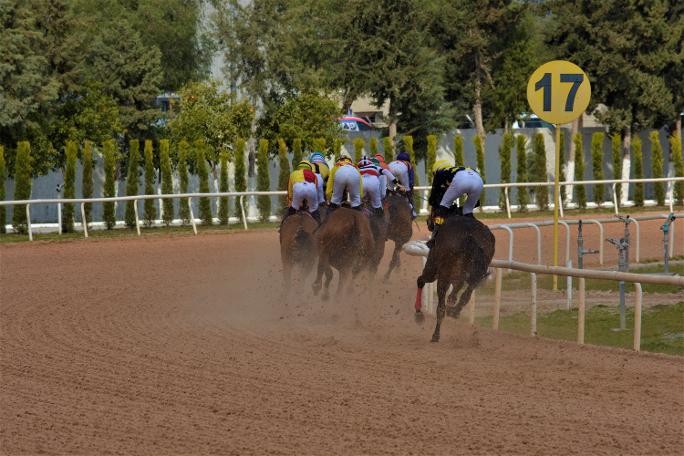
top-left (1, 223), bottom-right (683, 455)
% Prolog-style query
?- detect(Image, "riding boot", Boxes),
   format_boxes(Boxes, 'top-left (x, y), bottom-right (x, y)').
top-left (426, 224), bottom-right (440, 249)
top-left (328, 202), bottom-right (339, 213)
top-left (373, 206), bottom-right (384, 218)
top-left (311, 209), bottom-right (322, 225)
top-left (351, 205), bottom-right (362, 211)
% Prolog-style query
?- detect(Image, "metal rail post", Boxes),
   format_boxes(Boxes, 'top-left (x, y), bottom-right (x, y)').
top-left (57, 203), bottom-right (62, 235)
top-left (578, 277), bottom-right (585, 344)
top-left (132, 199), bottom-right (141, 236)
top-left (80, 203), bottom-right (88, 239)
top-left (633, 283), bottom-right (643, 351)
top-left (26, 204), bottom-right (32, 241)
top-left (530, 272), bottom-right (537, 336)
top-left (187, 197), bottom-right (197, 235)
top-left (504, 187), bottom-right (511, 219)
top-left (493, 268), bottom-right (502, 329)
top-left (524, 223), bottom-right (542, 264)
top-left (584, 219), bottom-right (604, 264)
top-left (239, 195), bottom-right (248, 230)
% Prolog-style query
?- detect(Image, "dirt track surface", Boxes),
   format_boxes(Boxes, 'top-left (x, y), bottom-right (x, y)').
top-left (1, 226), bottom-right (683, 455)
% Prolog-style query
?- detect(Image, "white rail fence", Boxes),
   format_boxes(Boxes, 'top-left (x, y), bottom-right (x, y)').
top-left (0, 176), bottom-right (682, 241)
top-left (403, 241), bottom-right (684, 352)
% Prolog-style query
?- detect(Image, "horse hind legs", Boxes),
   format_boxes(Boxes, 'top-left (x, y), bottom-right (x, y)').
top-left (431, 279), bottom-right (450, 342)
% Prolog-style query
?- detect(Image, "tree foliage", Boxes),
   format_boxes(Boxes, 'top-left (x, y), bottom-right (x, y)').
top-left (82, 140), bottom-right (93, 226)
top-left (573, 133), bottom-right (586, 209)
top-left (474, 135), bottom-right (486, 206)
top-left (124, 140), bottom-right (140, 228)
top-left (178, 140), bottom-right (190, 224)
top-left (453, 135), bottom-right (464, 166)
top-left (515, 134), bottom-right (528, 212)
top-left (195, 140), bottom-right (212, 225)
top-left (426, 135), bottom-right (437, 184)
top-left (670, 134), bottom-right (684, 205)
top-left (383, 137), bottom-right (394, 162)
top-left (233, 138), bottom-right (247, 218)
top-left (12, 141), bottom-right (32, 233)
top-left (611, 133), bottom-right (622, 204)
top-left (632, 136), bottom-right (644, 206)
top-left (62, 140), bottom-right (77, 232)
top-left (591, 132), bottom-right (605, 204)
top-left (160, 139), bottom-right (173, 226)
top-left (532, 133), bottom-right (547, 210)
top-left (649, 131), bottom-right (665, 206)
top-left (256, 139), bottom-right (271, 221)
top-left (277, 138), bottom-right (290, 207)
top-left (219, 150), bottom-right (229, 225)
top-left (143, 140), bottom-right (156, 226)
top-left (499, 132), bottom-right (513, 209)
top-left (102, 139), bottom-right (116, 229)
top-left (353, 138), bottom-right (365, 162)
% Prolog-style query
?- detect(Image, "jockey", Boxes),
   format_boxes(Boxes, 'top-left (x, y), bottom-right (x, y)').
top-left (357, 156), bottom-right (384, 217)
top-left (388, 151), bottom-right (416, 218)
top-left (286, 160), bottom-right (322, 223)
top-left (326, 155), bottom-right (363, 210)
top-left (309, 152), bottom-right (329, 208)
top-left (372, 154), bottom-right (398, 199)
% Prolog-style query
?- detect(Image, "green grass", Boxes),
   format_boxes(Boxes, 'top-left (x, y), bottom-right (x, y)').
top-left (477, 302), bottom-right (684, 355)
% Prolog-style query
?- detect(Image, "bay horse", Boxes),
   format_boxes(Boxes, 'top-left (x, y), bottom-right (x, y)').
top-left (361, 204), bottom-right (388, 277)
top-left (415, 215), bottom-right (495, 342)
top-left (312, 207), bottom-right (374, 300)
top-left (279, 211), bottom-right (319, 293)
top-left (384, 191), bottom-right (413, 279)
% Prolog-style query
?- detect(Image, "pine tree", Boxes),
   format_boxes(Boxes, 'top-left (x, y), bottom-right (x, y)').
top-left (573, 133), bottom-right (586, 209)
top-left (256, 139), bottom-right (271, 222)
top-left (277, 138), bottom-right (290, 208)
top-left (82, 141), bottom-right (94, 228)
top-left (62, 141), bottom-right (78, 232)
top-left (591, 132), bottom-right (605, 205)
top-left (124, 140), bottom-right (140, 228)
top-left (292, 138), bottom-right (303, 168)
top-left (333, 138), bottom-right (342, 160)
top-left (233, 138), bottom-right (247, 219)
top-left (671, 134), bottom-right (684, 205)
top-left (474, 135), bottom-right (486, 208)
top-left (611, 133), bottom-right (622, 206)
top-left (532, 133), bottom-right (548, 210)
top-left (178, 140), bottom-right (190, 224)
top-left (143, 140), bottom-right (156, 226)
top-left (427, 135), bottom-right (437, 184)
top-left (196, 140), bottom-right (212, 224)
top-left (219, 150), bottom-right (229, 225)
top-left (12, 141), bottom-right (32, 234)
top-left (353, 137), bottom-right (365, 162)
top-left (0, 146), bottom-right (5, 233)
top-left (383, 137), bottom-right (394, 161)
top-left (103, 140), bottom-right (117, 230)
top-left (159, 140), bottom-right (174, 226)
top-left (369, 137), bottom-right (378, 156)
top-left (499, 132), bottom-right (513, 210)
top-left (453, 135), bottom-right (464, 166)
top-left (515, 135), bottom-right (528, 212)
top-left (649, 131), bottom-right (664, 206)
top-left (632, 136), bottom-right (644, 206)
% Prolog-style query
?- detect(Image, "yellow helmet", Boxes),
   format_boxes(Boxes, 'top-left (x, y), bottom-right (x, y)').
top-left (432, 159), bottom-right (452, 174)
top-left (297, 160), bottom-right (313, 171)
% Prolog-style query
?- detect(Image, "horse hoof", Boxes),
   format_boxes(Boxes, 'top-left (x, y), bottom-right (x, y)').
top-left (414, 311), bottom-right (425, 324)
top-left (431, 334), bottom-right (440, 343)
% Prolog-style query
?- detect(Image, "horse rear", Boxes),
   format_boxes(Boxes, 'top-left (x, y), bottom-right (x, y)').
top-left (280, 212), bottom-right (319, 291)
top-left (385, 192), bottom-right (413, 278)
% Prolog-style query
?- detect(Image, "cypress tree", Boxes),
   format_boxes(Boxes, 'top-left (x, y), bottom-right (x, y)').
top-left (649, 131), bottom-right (665, 206)
top-left (591, 132), bottom-right (605, 205)
top-left (453, 135), bottom-right (464, 166)
top-left (632, 136), bottom-right (644, 206)
top-left (353, 137), bottom-right (365, 162)
top-left (103, 140), bottom-right (116, 230)
top-left (499, 132), bottom-right (513, 210)
top-left (474, 135), bottom-right (486, 207)
top-left (62, 141), bottom-right (78, 232)
top-left (178, 140), bottom-right (190, 224)
top-left (313, 137), bottom-right (326, 154)
top-left (404, 135), bottom-right (421, 208)
top-left (515, 135), bottom-right (528, 212)
top-left (233, 138), bottom-right (247, 219)
top-left (426, 135), bottom-right (437, 184)
top-left (671, 134), bottom-right (684, 205)
top-left (0, 146), bottom-right (6, 233)
top-left (256, 139), bottom-right (271, 222)
top-left (559, 130), bottom-right (567, 204)
top-left (160, 140), bottom-right (174, 226)
top-left (277, 138), bottom-right (290, 208)
top-left (82, 141), bottom-right (93, 228)
top-left (573, 133), bottom-right (586, 209)
top-left (292, 138), bottom-right (303, 168)
top-left (143, 140), bottom-right (156, 227)
top-left (532, 133), bottom-right (548, 210)
top-left (611, 133), bottom-right (622, 206)
top-left (12, 141), bottom-right (32, 234)
top-left (333, 138), bottom-right (342, 160)
top-left (196, 140), bottom-right (212, 225)
top-left (383, 136), bottom-right (394, 161)
top-left (369, 137), bottom-right (378, 156)
top-left (219, 150), bottom-right (229, 225)
top-left (124, 140), bottom-right (140, 228)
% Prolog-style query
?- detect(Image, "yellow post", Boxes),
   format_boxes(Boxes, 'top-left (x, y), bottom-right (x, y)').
top-left (553, 124), bottom-right (561, 290)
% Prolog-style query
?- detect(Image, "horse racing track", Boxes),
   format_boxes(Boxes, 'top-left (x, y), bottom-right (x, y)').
top-left (1, 225), bottom-right (682, 455)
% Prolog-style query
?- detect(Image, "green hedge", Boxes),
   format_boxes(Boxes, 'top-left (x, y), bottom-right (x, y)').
top-left (454, 135), bottom-right (464, 166)
top-left (12, 141), bottom-right (32, 234)
top-left (103, 140), bottom-right (117, 229)
top-left (125, 140), bottom-right (140, 228)
top-left (383, 136), bottom-right (394, 161)
top-left (82, 141), bottom-right (93, 227)
top-left (591, 132), bottom-right (604, 204)
top-left (178, 140), bottom-right (190, 224)
top-left (233, 138), bottom-right (246, 219)
top-left (611, 133), bottom-right (622, 206)
top-left (219, 150), bottom-right (229, 225)
top-left (650, 131), bottom-right (664, 206)
top-left (143, 140), bottom-right (156, 226)
top-left (474, 135), bottom-right (485, 207)
top-left (515, 135), bottom-right (528, 212)
top-left (573, 133), bottom-right (586, 209)
top-left (257, 139), bottom-right (271, 221)
top-left (353, 137), bottom-right (365, 162)
top-left (632, 136), bottom-right (644, 206)
top-left (671, 134), bottom-right (683, 205)
top-left (195, 140), bottom-right (212, 225)
top-left (532, 133), bottom-right (547, 210)
top-left (499, 132), bottom-right (513, 210)
top-left (277, 138), bottom-right (289, 207)
top-left (62, 141), bottom-right (78, 232)
top-left (426, 135), bottom-right (437, 184)
top-left (160, 139), bottom-right (174, 226)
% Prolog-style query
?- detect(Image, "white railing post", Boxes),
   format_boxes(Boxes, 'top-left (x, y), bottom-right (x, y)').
top-left (499, 225), bottom-right (514, 271)
top-left (80, 203), bottom-right (88, 239)
top-left (611, 183), bottom-right (619, 214)
top-left (57, 202), bottom-right (62, 235)
top-left (566, 260), bottom-right (573, 310)
top-left (585, 219), bottom-right (604, 265)
top-left (468, 289), bottom-right (476, 324)
top-left (187, 197), bottom-right (197, 235)
top-left (504, 187), bottom-right (511, 219)
top-left (240, 195), bottom-right (248, 230)
top-left (530, 272), bottom-right (537, 336)
top-left (559, 221), bottom-right (571, 264)
top-left (633, 283), bottom-right (643, 352)
top-left (632, 219), bottom-right (640, 263)
top-left (132, 199), bottom-right (141, 236)
top-left (524, 223), bottom-right (542, 264)
top-left (669, 222), bottom-right (675, 259)
top-left (578, 277), bottom-right (586, 345)
top-left (493, 267), bottom-right (502, 330)
top-left (26, 203), bottom-right (32, 241)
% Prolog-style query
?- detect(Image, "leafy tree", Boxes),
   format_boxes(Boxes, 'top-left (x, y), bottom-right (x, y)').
top-left (454, 135), bottom-right (464, 166)
top-left (159, 139), bottom-right (173, 226)
top-left (515, 134), bottom-right (528, 212)
top-left (532, 133), bottom-right (547, 210)
top-left (474, 135), bottom-right (486, 206)
top-left (591, 133), bottom-right (605, 204)
top-left (292, 138), bottom-right (303, 168)
top-left (611, 133), bottom-right (622, 205)
top-left (404, 135), bottom-right (421, 208)
top-left (0, 145), bottom-right (6, 233)
top-left (313, 137), bottom-right (326, 154)
top-left (143, 140), bottom-right (156, 226)
top-left (573, 133), bottom-right (586, 209)
top-left (233, 138), bottom-right (247, 218)
top-left (82, 141), bottom-right (93, 227)
top-left (353, 137), bottom-right (365, 162)
top-left (670, 134), bottom-right (683, 204)
top-left (649, 131), bottom-right (665, 206)
top-left (334, 138), bottom-right (342, 160)
top-left (62, 140), bottom-right (77, 232)
top-left (277, 138), bottom-right (290, 207)
top-left (383, 137), bottom-right (394, 162)
top-left (256, 139), bottom-right (271, 221)
top-left (219, 150), bottom-right (229, 225)
top-left (195, 140), bottom-right (212, 225)
top-left (427, 135), bottom-right (437, 184)
top-left (102, 140), bottom-right (116, 229)
top-left (632, 136), bottom-right (644, 206)
top-left (12, 141), bottom-right (32, 234)
top-left (124, 140), bottom-right (140, 228)
top-left (178, 140), bottom-right (190, 224)
top-left (369, 137), bottom-right (378, 156)
top-left (499, 132), bottom-right (513, 209)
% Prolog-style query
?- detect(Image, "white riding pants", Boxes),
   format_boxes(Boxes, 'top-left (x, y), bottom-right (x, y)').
top-left (315, 173), bottom-right (325, 206)
top-left (362, 174), bottom-right (382, 209)
top-left (291, 182), bottom-right (318, 212)
top-left (331, 165), bottom-right (361, 207)
top-left (388, 161), bottom-right (410, 189)
top-left (440, 169), bottom-right (483, 215)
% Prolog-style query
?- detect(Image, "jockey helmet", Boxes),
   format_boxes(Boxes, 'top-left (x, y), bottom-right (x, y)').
top-left (337, 155), bottom-right (352, 166)
top-left (357, 155), bottom-right (373, 168)
top-left (374, 153), bottom-right (385, 163)
top-left (310, 152), bottom-right (326, 163)
top-left (432, 159), bottom-right (452, 173)
top-left (297, 160), bottom-right (313, 171)
top-left (396, 151), bottom-right (410, 162)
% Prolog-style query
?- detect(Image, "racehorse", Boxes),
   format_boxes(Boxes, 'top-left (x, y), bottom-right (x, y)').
top-left (279, 211), bottom-right (319, 294)
top-left (384, 190), bottom-right (413, 279)
top-left (312, 207), bottom-right (374, 300)
top-left (415, 215), bottom-right (495, 342)
top-left (361, 204), bottom-right (388, 277)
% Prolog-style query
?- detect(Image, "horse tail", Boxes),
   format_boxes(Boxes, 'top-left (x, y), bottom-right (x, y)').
top-left (291, 224), bottom-right (314, 262)
top-left (464, 234), bottom-right (489, 288)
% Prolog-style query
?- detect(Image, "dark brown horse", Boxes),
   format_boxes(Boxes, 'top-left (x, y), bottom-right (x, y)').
top-left (312, 207), bottom-right (374, 300)
top-left (384, 191), bottom-right (413, 279)
top-left (280, 211), bottom-right (319, 293)
top-left (415, 216), bottom-right (495, 342)
top-left (362, 204), bottom-right (388, 277)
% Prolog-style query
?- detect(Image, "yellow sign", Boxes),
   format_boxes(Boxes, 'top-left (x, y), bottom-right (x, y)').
top-left (526, 60), bottom-right (591, 125)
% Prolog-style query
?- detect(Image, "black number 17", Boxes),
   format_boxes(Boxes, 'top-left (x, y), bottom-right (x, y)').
top-left (534, 73), bottom-right (584, 112)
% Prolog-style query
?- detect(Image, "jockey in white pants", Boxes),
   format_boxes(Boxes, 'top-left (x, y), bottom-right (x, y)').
top-left (357, 156), bottom-right (383, 217)
top-left (285, 160), bottom-right (321, 223)
top-left (439, 167), bottom-right (483, 216)
top-left (388, 151), bottom-right (416, 218)
top-left (326, 156), bottom-right (363, 209)
top-left (309, 152), bottom-right (329, 208)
